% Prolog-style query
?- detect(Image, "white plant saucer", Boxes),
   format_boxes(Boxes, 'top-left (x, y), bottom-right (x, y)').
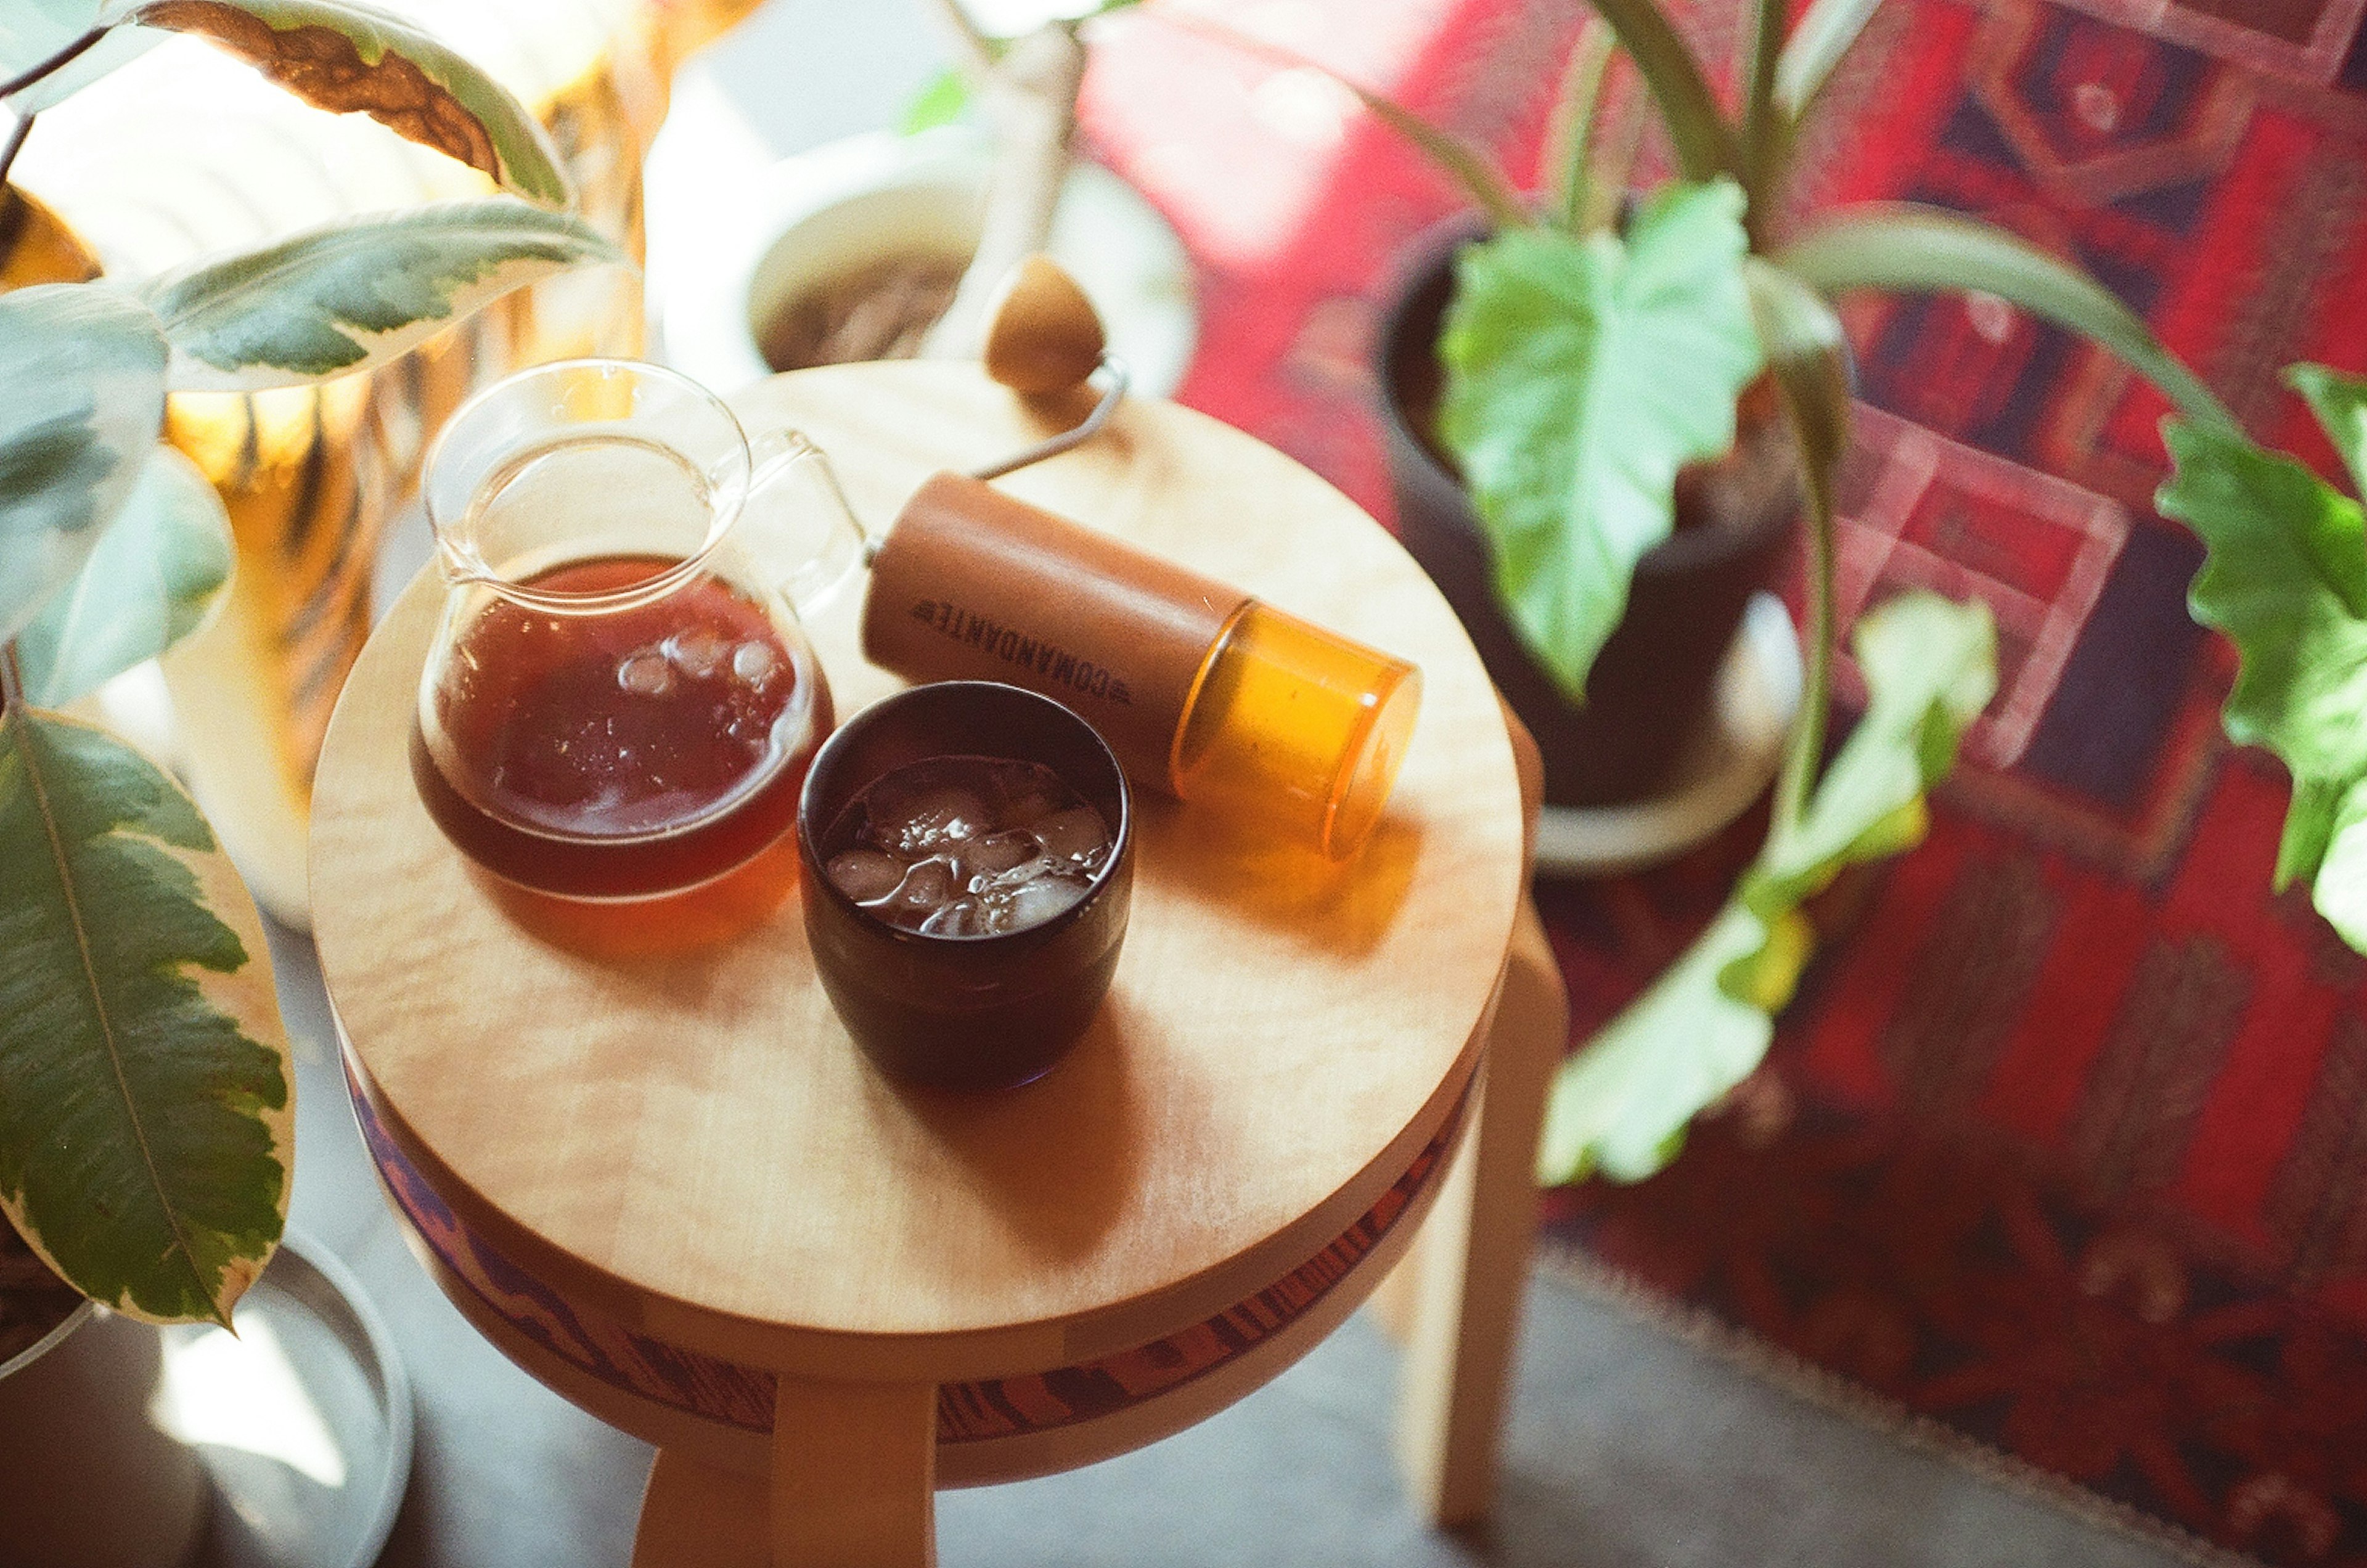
top-left (1534, 592), bottom-right (1803, 878)
top-left (165, 1230), bottom-right (413, 1568)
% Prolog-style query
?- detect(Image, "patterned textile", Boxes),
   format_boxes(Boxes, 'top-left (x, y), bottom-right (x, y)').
top-left (1081, 1), bottom-right (2367, 1561)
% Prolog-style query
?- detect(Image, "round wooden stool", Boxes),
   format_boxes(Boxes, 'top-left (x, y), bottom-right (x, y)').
top-left (311, 364), bottom-right (1534, 1566)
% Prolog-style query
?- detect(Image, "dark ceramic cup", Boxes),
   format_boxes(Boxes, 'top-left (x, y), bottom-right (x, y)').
top-left (796, 681), bottom-right (1134, 1090)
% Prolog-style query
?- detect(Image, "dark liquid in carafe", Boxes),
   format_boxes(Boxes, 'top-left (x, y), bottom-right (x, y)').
top-left (414, 554), bottom-right (832, 900)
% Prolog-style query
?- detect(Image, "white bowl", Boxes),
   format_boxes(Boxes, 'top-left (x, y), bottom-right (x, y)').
top-left (657, 127), bottom-right (1198, 399)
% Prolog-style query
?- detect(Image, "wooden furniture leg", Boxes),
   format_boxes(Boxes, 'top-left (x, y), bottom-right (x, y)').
top-left (1394, 898), bottom-right (1566, 1525)
top-left (771, 1378), bottom-right (938, 1568)
top-left (633, 1450), bottom-right (768, 1568)
top-left (1392, 696), bottom-right (1563, 1525)
top-left (632, 1378), bottom-right (937, 1568)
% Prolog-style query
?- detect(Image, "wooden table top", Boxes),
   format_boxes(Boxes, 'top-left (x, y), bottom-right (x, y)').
top-left (311, 362), bottom-right (1524, 1382)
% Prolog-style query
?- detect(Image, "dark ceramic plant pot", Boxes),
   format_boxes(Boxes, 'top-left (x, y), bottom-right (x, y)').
top-left (1376, 217), bottom-right (1799, 809)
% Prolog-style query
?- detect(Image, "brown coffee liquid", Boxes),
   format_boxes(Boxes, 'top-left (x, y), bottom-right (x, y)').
top-left (414, 555), bottom-right (833, 900)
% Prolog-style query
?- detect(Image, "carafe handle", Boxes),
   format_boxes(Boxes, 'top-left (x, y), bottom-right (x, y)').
top-left (745, 427), bottom-right (867, 618)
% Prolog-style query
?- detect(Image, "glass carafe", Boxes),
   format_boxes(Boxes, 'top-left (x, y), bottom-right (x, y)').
top-left (414, 359), bottom-right (863, 902)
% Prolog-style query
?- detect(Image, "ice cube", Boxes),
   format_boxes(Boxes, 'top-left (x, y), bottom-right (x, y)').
top-left (975, 854), bottom-right (1060, 895)
top-left (993, 772), bottom-right (1065, 827)
top-left (868, 855), bottom-right (956, 919)
top-left (867, 782), bottom-right (991, 856)
top-left (826, 849), bottom-right (904, 904)
top-left (664, 626), bottom-right (730, 678)
top-left (920, 897), bottom-right (987, 937)
top-left (730, 640), bottom-right (779, 685)
top-left (1031, 806), bottom-right (1110, 865)
top-left (959, 830), bottom-right (1041, 889)
top-left (616, 648), bottom-right (675, 697)
top-left (994, 872), bottom-right (1090, 933)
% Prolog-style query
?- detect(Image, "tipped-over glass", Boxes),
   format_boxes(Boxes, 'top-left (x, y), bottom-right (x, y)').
top-left (413, 359), bottom-right (864, 902)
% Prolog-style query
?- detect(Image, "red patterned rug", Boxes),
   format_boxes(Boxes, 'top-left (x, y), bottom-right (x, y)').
top-left (1084, 2), bottom-right (2367, 1563)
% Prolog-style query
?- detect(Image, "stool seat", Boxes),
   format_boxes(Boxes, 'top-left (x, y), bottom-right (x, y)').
top-left (311, 362), bottom-right (1532, 1563)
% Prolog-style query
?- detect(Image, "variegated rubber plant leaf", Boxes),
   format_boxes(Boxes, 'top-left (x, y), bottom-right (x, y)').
top-left (0, 0), bottom-right (99, 83)
top-left (14, 446), bottom-right (232, 706)
top-left (0, 0), bottom-right (168, 112)
top-left (0, 708), bottom-right (292, 1325)
top-left (1538, 592), bottom-right (1997, 1184)
top-left (0, 284), bottom-right (169, 642)
top-left (96, 0), bottom-right (570, 205)
top-left (1438, 178), bottom-right (1762, 701)
top-left (2157, 364), bottom-right (2367, 950)
top-left (139, 198), bottom-right (621, 390)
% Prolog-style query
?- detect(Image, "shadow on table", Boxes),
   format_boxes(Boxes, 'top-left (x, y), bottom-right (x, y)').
top-left (1139, 797), bottom-right (1422, 959)
top-left (883, 992), bottom-right (1153, 1264)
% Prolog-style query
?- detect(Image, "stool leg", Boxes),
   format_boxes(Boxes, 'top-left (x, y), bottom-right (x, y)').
top-left (1396, 896), bottom-right (1566, 1525)
top-left (633, 1449), bottom-right (769, 1568)
top-left (771, 1378), bottom-right (938, 1568)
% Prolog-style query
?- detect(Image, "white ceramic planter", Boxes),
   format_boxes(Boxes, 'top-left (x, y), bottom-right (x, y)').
top-left (656, 128), bottom-right (1198, 399)
top-left (0, 1308), bottom-right (208, 1568)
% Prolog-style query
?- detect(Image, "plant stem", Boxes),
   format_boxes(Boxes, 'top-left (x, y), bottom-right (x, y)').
top-left (1771, 456), bottom-right (1837, 835)
top-left (1738, 0), bottom-right (1786, 244)
top-left (1, 641), bottom-right (25, 718)
top-left (1580, 81), bottom-right (1647, 235)
top-left (0, 113), bottom-right (34, 190)
top-left (924, 0), bottom-right (999, 78)
top-left (1545, 21), bottom-right (1615, 232)
top-left (0, 27), bottom-right (106, 102)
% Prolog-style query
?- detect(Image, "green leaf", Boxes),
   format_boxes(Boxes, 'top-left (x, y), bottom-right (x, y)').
top-left (2160, 421), bottom-right (2367, 768)
top-left (1438, 180), bottom-right (1762, 699)
top-left (1584, 0), bottom-right (1743, 184)
top-left (1153, 10), bottom-right (1531, 230)
top-left (27, 32), bottom-right (159, 108)
top-left (2288, 362), bottom-right (2367, 498)
top-left (1327, 72), bottom-right (1531, 232)
top-left (0, 709), bottom-right (290, 1325)
top-left (2278, 777), bottom-right (2344, 893)
top-left (1780, 205), bottom-right (2240, 436)
top-left (1537, 904), bottom-right (1783, 1183)
top-left (139, 198), bottom-right (623, 390)
top-left (1538, 589), bottom-right (1997, 1186)
top-left (0, 0), bottom-right (96, 86)
top-left (1749, 592), bottom-right (1995, 913)
top-left (2312, 779), bottom-right (2367, 949)
top-left (99, 0), bottom-right (570, 206)
top-left (2162, 388), bottom-right (2367, 948)
top-left (1772, 0), bottom-right (1883, 121)
top-left (2, 15), bottom-right (161, 114)
top-left (901, 65), bottom-right (971, 135)
top-left (14, 447), bottom-right (232, 707)
top-left (0, 284), bottom-right (170, 643)
top-left (2156, 413), bottom-right (2367, 942)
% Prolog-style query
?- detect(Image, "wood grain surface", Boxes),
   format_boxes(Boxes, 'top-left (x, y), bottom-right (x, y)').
top-left (312, 362), bottom-right (1523, 1382)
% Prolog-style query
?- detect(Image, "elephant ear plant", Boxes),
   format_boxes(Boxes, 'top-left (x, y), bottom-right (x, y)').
top-left (0, 0), bottom-right (619, 1328)
top-left (2159, 364), bottom-right (2367, 955)
top-left (1179, 0), bottom-right (2238, 1183)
